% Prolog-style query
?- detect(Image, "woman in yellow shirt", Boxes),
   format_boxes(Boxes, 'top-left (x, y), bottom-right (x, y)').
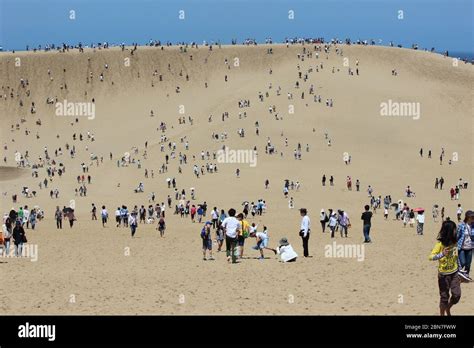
top-left (237, 213), bottom-right (250, 259)
top-left (429, 219), bottom-right (461, 316)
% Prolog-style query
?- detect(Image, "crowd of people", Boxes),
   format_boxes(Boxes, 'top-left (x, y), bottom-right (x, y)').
top-left (200, 207), bottom-right (300, 263)
top-left (1, 38), bottom-right (472, 318)
top-left (1, 206), bottom-right (44, 257)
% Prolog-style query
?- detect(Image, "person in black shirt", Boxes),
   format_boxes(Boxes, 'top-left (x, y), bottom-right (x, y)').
top-left (91, 203), bottom-right (97, 220)
top-left (12, 220), bottom-right (26, 257)
top-left (55, 206), bottom-right (63, 229)
top-left (361, 205), bottom-right (373, 243)
top-left (9, 209), bottom-right (17, 224)
top-left (139, 205), bottom-right (146, 224)
top-left (202, 202), bottom-right (208, 217)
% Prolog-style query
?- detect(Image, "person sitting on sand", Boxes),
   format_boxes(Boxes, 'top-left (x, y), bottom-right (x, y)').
top-left (277, 237), bottom-right (298, 262)
top-left (429, 219), bottom-right (461, 315)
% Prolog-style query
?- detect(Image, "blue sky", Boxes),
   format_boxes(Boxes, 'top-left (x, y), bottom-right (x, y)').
top-left (1, 0), bottom-right (473, 53)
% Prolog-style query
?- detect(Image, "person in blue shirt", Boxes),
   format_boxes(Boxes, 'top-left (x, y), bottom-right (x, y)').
top-left (197, 205), bottom-right (204, 223)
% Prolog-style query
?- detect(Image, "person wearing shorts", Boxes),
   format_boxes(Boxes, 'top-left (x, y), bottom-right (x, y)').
top-left (429, 220), bottom-right (461, 315)
top-left (201, 221), bottom-right (214, 260)
top-left (216, 225), bottom-right (224, 252)
top-left (251, 227), bottom-right (276, 259)
top-left (236, 213), bottom-right (249, 259)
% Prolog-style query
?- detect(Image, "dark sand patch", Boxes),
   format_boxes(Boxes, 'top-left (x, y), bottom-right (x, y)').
top-left (0, 166), bottom-right (30, 182)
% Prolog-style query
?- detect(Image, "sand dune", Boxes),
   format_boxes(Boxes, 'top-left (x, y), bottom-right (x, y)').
top-left (0, 44), bottom-right (473, 314)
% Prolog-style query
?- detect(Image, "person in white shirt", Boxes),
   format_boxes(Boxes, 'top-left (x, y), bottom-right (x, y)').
top-left (320, 209), bottom-right (327, 232)
top-left (250, 223), bottom-right (258, 235)
top-left (328, 212), bottom-right (338, 238)
top-left (115, 208), bottom-right (121, 227)
top-left (129, 212), bottom-right (138, 237)
top-left (222, 208), bottom-right (241, 263)
top-left (299, 208), bottom-right (311, 257)
top-left (250, 227), bottom-right (276, 259)
top-left (416, 210), bottom-right (425, 235)
top-left (101, 206), bottom-right (108, 227)
top-left (211, 207), bottom-right (219, 229)
top-left (277, 237), bottom-right (298, 262)
top-left (457, 204), bottom-right (463, 222)
top-left (160, 203), bottom-right (166, 218)
top-left (23, 206), bottom-right (30, 228)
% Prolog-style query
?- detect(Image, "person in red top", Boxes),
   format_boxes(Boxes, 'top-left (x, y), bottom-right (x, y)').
top-left (190, 205), bottom-right (196, 223)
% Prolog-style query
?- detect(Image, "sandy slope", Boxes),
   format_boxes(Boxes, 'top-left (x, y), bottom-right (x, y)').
top-left (0, 44), bottom-right (473, 314)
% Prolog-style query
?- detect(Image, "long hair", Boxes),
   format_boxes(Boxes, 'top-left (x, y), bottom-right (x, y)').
top-left (437, 219), bottom-right (457, 247)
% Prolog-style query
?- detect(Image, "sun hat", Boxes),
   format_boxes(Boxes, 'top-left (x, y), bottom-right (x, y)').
top-left (279, 237), bottom-right (289, 246)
